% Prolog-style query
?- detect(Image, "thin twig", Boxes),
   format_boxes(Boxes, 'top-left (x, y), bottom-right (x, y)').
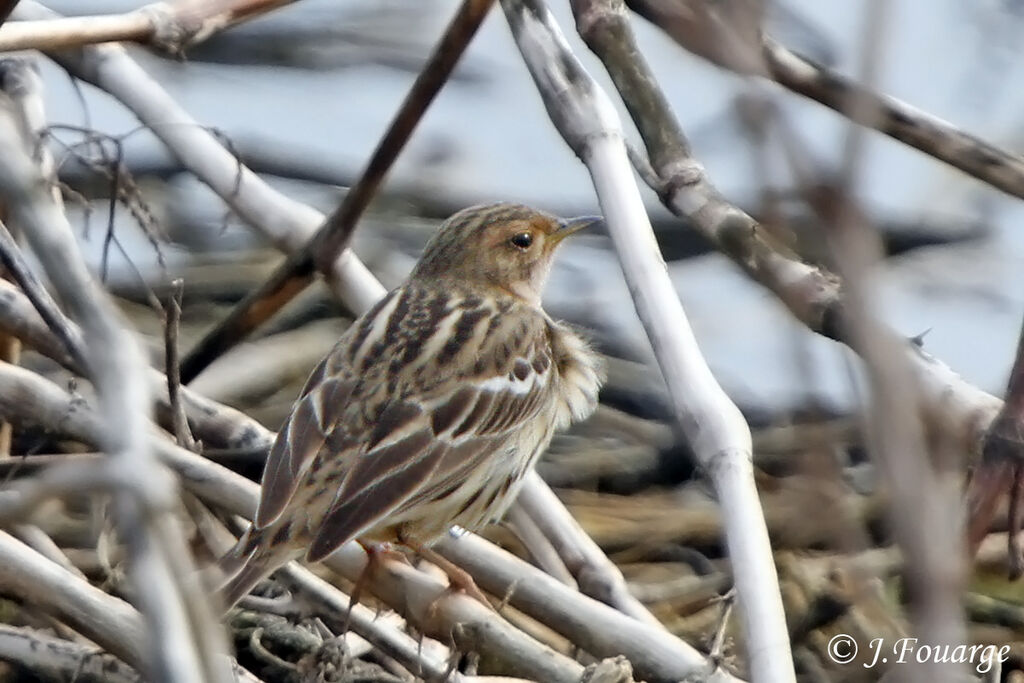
top-left (164, 278), bottom-right (197, 451)
top-left (0, 218), bottom-right (86, 367)
top-left (0, 77), bottom-right (230, 683)
top-left (13, 1), bottom-right (387, 316)
top-left (178, 0), bottom-right (495, 382)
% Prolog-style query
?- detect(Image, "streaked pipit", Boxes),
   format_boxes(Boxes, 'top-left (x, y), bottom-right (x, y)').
top-left (218, 202), bottom-right (604, 607)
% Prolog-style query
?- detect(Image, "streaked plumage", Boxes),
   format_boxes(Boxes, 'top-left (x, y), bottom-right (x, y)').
top-left (218, 203), bottom-right (604, 608)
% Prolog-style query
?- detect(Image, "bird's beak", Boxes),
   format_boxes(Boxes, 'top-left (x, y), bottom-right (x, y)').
top-left (551, 215), bottom-right (603, 243)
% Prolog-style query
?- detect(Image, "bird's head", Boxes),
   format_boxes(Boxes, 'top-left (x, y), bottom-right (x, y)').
top-left (410, 202), bottom-right (601, 306)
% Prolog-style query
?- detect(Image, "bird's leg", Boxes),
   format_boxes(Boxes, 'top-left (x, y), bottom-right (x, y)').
top-left (342, 540), bottom-right (409, 633)
top-left (402, 537), bottom-right (494, 611)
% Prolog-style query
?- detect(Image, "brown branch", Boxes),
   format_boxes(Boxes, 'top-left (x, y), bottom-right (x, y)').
top-left (0, 0), bottom-right (298, 54)
top-left (178, 0), bottom-right (495, 383)
top-left (967, 314), bottom-right (1024, 568)
top-left (163, 278), bottom-right (197, 451)
top-left (575, 2), bottom-right (841, 340)
top-left (0, 219), bottom-right (87, 368)
top-left (0, 0), bottom-right (18, 29)
top-left (625, 0), bottom-right (1024, 201)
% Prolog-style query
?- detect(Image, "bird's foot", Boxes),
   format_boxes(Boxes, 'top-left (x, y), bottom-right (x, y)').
top-left (410, 542), bottom-right (494, 613)
top-left (336, 541), bottom-right (410, 633)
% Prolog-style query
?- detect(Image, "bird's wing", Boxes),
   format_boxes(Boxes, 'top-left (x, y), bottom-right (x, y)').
top-left (305, 328), bottom-right (556, 561)
top-left (254, 286), bottom-right (405, 529)
top-left (254, 350), bottom-right (356, 528)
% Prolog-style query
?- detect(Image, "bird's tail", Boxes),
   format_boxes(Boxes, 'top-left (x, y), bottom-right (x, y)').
top-left (214, 526), bottom-right (288, 611)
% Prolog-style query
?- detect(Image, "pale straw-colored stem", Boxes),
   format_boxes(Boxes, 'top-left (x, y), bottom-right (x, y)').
top-left (501, 1), bottom-right (793, 681)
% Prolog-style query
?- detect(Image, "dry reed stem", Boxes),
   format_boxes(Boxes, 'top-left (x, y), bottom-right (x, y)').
top-left (13, 0), bottom-right (657, 628)
top-left (0, 361), bottom-right (739, 682)
top-left (502, 1), bottom-right (791, 680)
top-left (0, 0), bottom-right (299, 54)
top-left (0, 69), bottom-right (231, 682)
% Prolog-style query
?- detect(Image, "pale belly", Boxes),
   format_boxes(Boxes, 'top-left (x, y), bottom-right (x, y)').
top-left (385, 423), bottom-right (555, 545)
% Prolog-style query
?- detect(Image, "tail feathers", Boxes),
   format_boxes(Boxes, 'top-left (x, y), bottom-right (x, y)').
top-left (213, 526), bottom-right (286, 611)
top-left (219, 556), bottom-right (278, 611)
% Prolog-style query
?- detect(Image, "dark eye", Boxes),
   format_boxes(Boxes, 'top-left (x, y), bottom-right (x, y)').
top-left (510, 232), bottom-right (533, 249)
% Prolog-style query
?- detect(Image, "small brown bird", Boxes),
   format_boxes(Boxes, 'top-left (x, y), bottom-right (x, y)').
top-left (218, 202), bottom-right (604, 607)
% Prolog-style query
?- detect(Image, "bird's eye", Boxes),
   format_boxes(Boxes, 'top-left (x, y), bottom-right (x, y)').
top-left (510, 232), bottom-right (533, 249)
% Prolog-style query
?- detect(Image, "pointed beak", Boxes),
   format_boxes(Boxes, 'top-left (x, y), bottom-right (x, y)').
top-left (551, 215), bottom-right (603, 243)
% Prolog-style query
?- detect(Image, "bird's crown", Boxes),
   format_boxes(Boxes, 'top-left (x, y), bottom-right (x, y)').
top-left (410, 202), bottom-right (600, 306)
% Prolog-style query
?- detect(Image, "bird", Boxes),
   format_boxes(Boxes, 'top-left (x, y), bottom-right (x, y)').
top-left (217, 202), bottom-right (605, 609)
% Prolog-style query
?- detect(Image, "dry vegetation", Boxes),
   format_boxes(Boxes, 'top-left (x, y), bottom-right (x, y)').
top-left (0, 1), bottom-right (1019, 682)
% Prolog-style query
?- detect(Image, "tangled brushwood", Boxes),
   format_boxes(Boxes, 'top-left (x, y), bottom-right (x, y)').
top-left (0, 1), bottom-right (1020, 683)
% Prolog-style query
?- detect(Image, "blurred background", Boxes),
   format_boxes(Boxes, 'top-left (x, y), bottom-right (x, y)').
top-left (38, 0), bottom-right (1024, 421)
top-left (7, 0), bottom-right (1024, 680)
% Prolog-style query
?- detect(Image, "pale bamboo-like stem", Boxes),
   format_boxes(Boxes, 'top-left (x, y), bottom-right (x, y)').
top-left (0, 78), bottom-right (231, 683)
top-left (0, 0), bottom-right (298, 53)
top-left (14, 0), bottom-right (664, 627)
top-left (0, 624), bottom-right (139, 683)
top-left (438, 532), bottom-right (741, 683)
top-left (0, 363), bottom-right (742, 683)
top-left (516, 471), bottom-right (657, 625)
top-left (0, 532), bottom-right (262, 682)
top-left (11, 1), bottom-right (387, 315)
top-left (817, 2), bottom-right (967, 679)
top-left (500, 2), bottom-right (793, 681)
